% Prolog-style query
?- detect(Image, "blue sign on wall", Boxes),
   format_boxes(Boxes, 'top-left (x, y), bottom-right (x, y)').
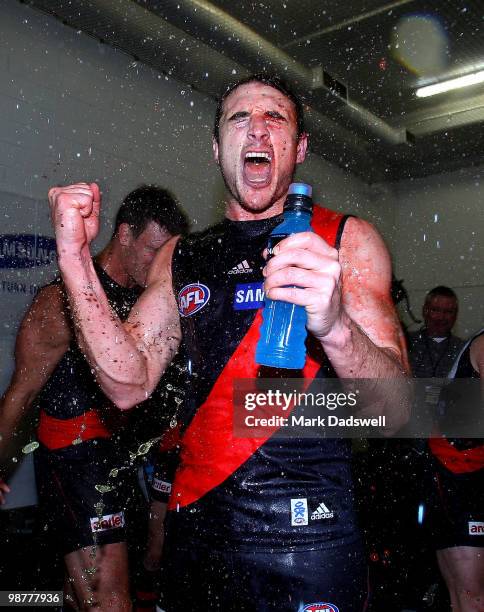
top-left (0, 234), bottom-right (57, 269)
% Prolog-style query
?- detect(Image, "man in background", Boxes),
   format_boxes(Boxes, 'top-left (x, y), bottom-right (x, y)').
top-left (391, 286), bottom-right (467, 608)
top-left (427, 328), bottom-right (484, 612)
top-left (408, 285), bottom-right (465, 381)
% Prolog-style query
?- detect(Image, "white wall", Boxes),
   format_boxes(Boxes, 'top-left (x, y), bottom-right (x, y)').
top-left (0, 0), bottom-right (377, 391)
top-left (0, 1), bottom-right (376, 238)
top-left (299, 152), bottom-right (381, 222)
top-left (382, 165), bottom-right (484, 338)
top-left (0, 0), bottom-right (226, 239)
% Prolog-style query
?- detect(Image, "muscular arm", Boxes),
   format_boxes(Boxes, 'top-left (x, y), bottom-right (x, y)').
top-left (61, 238), bottom-right (181, 410)
top-left (49, 183), bottom-right (181, 411)
top-left (264, 217), bottom-right (410, 433)
top-left (322, 217), bottom-right (409, 377)
top-left (322, 218), bottom-right (411, 433)
top-left (0, 284), bottom-right (71, 486)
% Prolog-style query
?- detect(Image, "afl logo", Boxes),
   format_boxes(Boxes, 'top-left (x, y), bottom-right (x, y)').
top-left (178, 283), bottom-right (210, 317)
top-left (302, 605), bottom-right (339, 612)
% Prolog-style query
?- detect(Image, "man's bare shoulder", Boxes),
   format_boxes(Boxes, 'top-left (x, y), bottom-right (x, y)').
top-left (19, 282), bottom-right (71, 346)
top-left (339, 216), bottom-right (392, 290)
top-left (33, 282), bottom-right (66, 307)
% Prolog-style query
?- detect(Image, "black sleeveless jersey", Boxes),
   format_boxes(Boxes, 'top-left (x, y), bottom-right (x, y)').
top-left (432, 329), bottom-right (484, 459)
top-left (452, 330), bottom-right (483, 379)
top-left (166, 208), bottom-right (361, 552)
top-left (37, 263), bottom-right (141, 420)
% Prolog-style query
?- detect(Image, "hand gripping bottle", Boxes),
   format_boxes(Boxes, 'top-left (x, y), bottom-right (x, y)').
top-left (255, 182), bottom-right (313, 369)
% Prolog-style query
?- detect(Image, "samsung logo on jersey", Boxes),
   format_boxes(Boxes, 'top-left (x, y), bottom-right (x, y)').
top-left (233, 282), bottom-right (264, 310)
top-left (178, 283), bottom-right (210, 317)
top-left (0, 234), bottom-right (57, 269)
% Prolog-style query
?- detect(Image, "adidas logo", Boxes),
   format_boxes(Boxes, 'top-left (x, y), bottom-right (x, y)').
top-left (228, 260), bottom-right (253, 275)
top-left (311, 501), bottom-right (334, 520)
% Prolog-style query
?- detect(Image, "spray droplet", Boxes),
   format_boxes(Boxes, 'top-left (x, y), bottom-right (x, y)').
top-left (22, 441), bottom-right (39, 454)
top-left (137, 442), bottom-right (151, 456)
top-left (95, 484), bottom-right (114, 493)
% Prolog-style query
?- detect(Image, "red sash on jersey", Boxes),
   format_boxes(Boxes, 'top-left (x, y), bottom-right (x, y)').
top-left (168, 207), bottom-right (344, 510)
top-left (37, 409), bottom-right (111, 450)
top-left (429, 434), bottom-right (484, 474)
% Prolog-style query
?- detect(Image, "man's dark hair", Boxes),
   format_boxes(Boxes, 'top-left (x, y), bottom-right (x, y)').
top-left (425, 286), bottom-right (458, 304)
top-left (213, 73), bottom-right (305, 142)
top-left (113, 185), bottom-right (189, 238)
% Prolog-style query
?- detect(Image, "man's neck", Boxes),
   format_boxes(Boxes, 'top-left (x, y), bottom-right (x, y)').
top-left (225, 195), bottom-right (285, 221)
top-left (95, 242), bottom-right (133, 288)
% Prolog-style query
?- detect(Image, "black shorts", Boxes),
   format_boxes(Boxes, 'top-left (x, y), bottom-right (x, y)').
top-left (34, 439), bottom-right (138, 555)
top-left (426, 458), bottom-right (484, 550)
top-left (160, 538), bottom-right (368, 612)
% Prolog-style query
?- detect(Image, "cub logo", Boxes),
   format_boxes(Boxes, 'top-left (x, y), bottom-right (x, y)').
top-left (178, 283), bottom-right (210, 317)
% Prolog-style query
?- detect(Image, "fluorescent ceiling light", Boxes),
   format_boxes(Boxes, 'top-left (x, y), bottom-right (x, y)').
top-left (416, 69), bottom-right (484, 98)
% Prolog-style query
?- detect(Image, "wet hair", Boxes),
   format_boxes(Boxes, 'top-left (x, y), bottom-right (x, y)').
top-left (425, 286), bottom-right (458, 305)
top-left (213, 73), bottom-right (305, 142)
top-left (113, 185), bottom-right (189, 238)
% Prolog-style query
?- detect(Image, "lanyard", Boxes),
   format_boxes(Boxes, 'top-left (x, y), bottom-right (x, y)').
top-left (424, 334), bottom-right (451, 377)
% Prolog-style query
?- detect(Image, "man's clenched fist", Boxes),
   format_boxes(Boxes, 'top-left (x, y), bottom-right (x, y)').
top-left (48, 182), bottom-right (101, 260)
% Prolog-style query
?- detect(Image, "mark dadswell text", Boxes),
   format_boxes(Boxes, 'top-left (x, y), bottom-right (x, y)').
top-left (245, 415), bottom-right (386, 428)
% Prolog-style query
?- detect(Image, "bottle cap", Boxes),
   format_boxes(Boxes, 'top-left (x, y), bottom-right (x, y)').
top-left (288, 183), bottom-right (312, 197)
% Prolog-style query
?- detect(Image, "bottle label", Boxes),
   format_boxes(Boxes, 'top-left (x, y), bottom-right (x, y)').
top-left (266, 234), bottom-right (288, 259)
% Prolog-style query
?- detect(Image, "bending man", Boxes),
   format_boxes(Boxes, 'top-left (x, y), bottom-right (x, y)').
top-left (0, 185), bottom-right (188, 610)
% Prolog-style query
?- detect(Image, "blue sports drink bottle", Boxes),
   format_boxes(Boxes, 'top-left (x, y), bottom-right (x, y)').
top-left (255, 182), bottom-right (313, 369)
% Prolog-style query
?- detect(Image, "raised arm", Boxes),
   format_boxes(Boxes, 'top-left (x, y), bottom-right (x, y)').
top-left (0, 284), bottom-right (71, 500)
top-left (263, 216), bottom-right (410, 433)
top-left (48, 183), bottom-right (181, 411)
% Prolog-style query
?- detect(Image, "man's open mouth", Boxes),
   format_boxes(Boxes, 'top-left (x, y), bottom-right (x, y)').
top-left (243, 151), bottom-right (273, 185)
